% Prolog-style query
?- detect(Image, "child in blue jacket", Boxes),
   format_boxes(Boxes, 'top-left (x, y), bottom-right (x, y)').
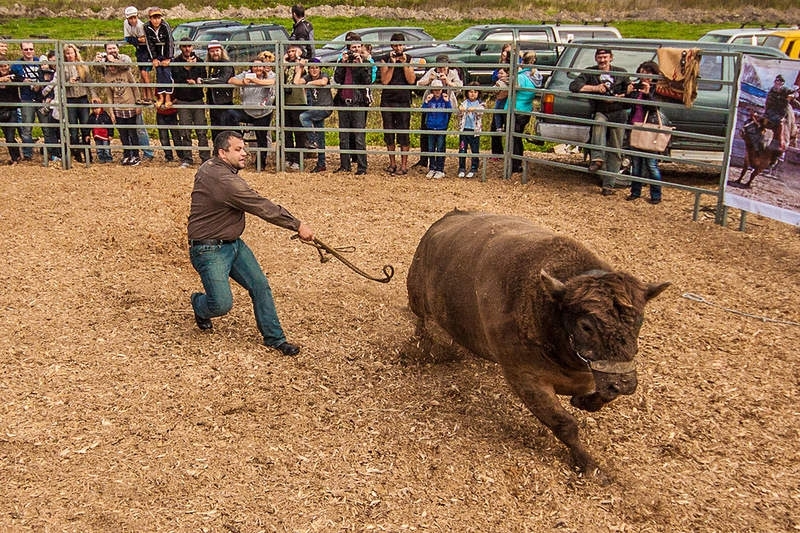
top-left (421, 79), bottom-right (453, 179)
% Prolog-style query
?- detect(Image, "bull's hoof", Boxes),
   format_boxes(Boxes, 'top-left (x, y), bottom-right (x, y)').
top-left (570, 393), bottom-right (606, 412)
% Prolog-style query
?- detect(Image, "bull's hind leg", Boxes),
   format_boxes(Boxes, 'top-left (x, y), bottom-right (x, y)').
top-left (407, 316), bottom-right (463, 363)
top-left (504, 373), bottom-right (609, 484)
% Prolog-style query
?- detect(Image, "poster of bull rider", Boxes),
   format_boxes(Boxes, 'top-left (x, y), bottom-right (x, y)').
top-left (725, 54), bottom-right (800, 227)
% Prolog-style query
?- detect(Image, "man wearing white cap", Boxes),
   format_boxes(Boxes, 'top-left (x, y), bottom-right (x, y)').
top-left (203, 40), bottom-right (237, 131)
top-left (123, 6), bottom-right (154, 103)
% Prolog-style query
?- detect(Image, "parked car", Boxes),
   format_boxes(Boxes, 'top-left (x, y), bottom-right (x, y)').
top-left (409, 23), bottom-right (621, 84)
top-left (190, 23), bottom-right (290, 63)
top-left (763, 29), bottom-right (800, 58)
top-left (698, 28), bottom-right (778, 47)
top-left (315, 26), bottom-right (435, 65)
top-left (536, 39), bottom-right (788, 152)
top-left (170, 20), bottom-right (243, 55)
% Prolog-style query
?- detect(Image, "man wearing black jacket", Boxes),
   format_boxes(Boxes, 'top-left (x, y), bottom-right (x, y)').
top-left (333, 32), bottom-right (371, 175)
top-left (289, 4), bottom-right (314, 60)
top-left (203, 40), bottom-right (237, 133)
top-left (172, 39), bottom-right (210, 167)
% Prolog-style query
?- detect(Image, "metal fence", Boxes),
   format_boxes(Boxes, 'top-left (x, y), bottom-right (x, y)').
top-left (0, 37), bottom-right (741, 223)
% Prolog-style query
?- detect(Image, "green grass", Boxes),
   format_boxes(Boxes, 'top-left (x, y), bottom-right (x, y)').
top-left (0, 15), bottom-right (750, 43)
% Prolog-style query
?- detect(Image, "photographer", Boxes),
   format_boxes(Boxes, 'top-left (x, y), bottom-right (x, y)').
top-left (171, 39), bottom-right (210, 167)
top-left (569, 48), bottom-right (631, 195)
top-left (625, 61), bottom-right (664, 204)
top-left (332, 32), bottom-right (371, 175)
top-left (283, 43), bottom-right (307, 170)
top-left (413, 54), bottom-right (463, 170)
top-left (378, 33), bottom-right (416, 175)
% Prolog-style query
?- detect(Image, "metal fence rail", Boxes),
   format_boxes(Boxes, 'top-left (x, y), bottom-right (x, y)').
top-left (0, 37), bottom-right (742, 223)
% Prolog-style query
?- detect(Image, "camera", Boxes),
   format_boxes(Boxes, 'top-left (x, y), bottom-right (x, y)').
top-left (346, 51), bottom-right (357, 62)
top-left (99, 52), bottom-right (107, 61)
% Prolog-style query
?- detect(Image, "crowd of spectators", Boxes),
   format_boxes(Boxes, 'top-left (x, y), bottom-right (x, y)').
top-left (2, 5), bottom-right (667, 197)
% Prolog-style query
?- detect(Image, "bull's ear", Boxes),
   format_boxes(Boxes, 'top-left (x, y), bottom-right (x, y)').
top-left (645, 281), bottom-right (671, 301)
top-left (540, 270), bottom-right (566, 300)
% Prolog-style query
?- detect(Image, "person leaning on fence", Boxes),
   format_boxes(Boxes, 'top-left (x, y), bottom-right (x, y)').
top-left (11, 42), bottom-right (44, 161)
top-left (626, 61), bottom-right (663, 205)
top-left (378, 33), bottom-right (416, 176)
top-left (187, 130), bottom-right (315, 357)
top-left (421, 79), bottom-right (453, 180)
top-left (96, 43), bottom-right (144, 166)
top-left (332, 32), bottom-right (371, 175)
top-left (505, 51), bottom-right (542, 174)
top-left (457, 82), bottom-right (485, 179)
top-left (491, 43), bottom-right (519, 157)
top-left (37, 49), bottom-right (63, 164)
top-left (568, 47), bottom-right (631, 195)
top-left (203, 41), bottom-right (237, 131)
top-left (171, 39), bottom-right (210, 168)
top-left (413, 54), bottom-right (463, 171)
top-left (123, 6), bottom-right (154, 104)
top-left (228, 52), bottom-right (277, 170)
top-left (283, 43), bottom-right (308, 170)
top-left (63, 43), bottom-right (97, 163)
top-left (144, 6), bottom-right (174, 110)
top-left (299, 57), bottom-right (332, 173)
top-left (0, 61), bottom-right (22, 165)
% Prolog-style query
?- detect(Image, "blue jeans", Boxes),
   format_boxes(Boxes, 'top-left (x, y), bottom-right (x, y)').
top-left (630, 156), bottom-right (662, 201)
top-left (136, 114), bottom-right (154, 159)
top-left (19, 103), bottom-right (39, 159)
top-left (189, 239), bottom-right (287, 347)
top-left (427, 132), bottom-right (445, 172)
top-left (458, 131), bottom-right (480, 172)
top-left (299, 108), bottom-right (331, 167)
top-left (95, 139), bottom-right (112, 162)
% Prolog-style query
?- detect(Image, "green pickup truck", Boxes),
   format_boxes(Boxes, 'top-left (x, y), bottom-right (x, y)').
top-left (536, 39), bottom-right (788, 153)
top-left (409, 24), bottom-right (621, 84)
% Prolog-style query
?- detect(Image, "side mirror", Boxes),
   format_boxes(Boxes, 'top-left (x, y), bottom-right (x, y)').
top-left (475, 44), bottom-right (487, 56)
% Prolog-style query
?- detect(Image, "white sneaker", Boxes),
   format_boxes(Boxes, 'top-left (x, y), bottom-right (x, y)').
top-left (457, 170), bottom-right (466, 178)
top-left (121, 156), bottom-right (130, 166)
top-left (180, 161), bottom-right (191, 169)
top-left (426, 169), bottom-right (435, 179)
top-left (466, 171), bottom-right (475, 179)
top-left (289, 162), bottom-right (300, 171)
top-left (433, 171), bottom-right (445, 179)
top-left (129, 156), bottom-right (141, 166)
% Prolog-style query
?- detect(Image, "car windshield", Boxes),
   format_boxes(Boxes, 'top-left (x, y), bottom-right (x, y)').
top-left (449, 28), bottom-right (486, 50)
top-left (172, 26), bottom-right (193, 42)
top-left (698, 34), bottom-right (730, 43)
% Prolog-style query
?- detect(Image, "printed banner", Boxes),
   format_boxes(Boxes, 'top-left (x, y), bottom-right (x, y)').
top-left (725, 55), bottom-right (800, 226)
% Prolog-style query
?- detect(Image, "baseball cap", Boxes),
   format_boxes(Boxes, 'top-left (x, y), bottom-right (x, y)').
top-left (595, 48), bottom-right (613, 56)
top-left (309, 57), bottom-right (321, 63)
top-left (430, 79), bottom-right (443, 88)
top-left (207, 40), bottom-right (223, 50)
top-left (124, 6), bottom-right (138, 17)
top-left (148, 7), bottom-right (163, 17)
top-left (775, 74), bottom-right (785, 83)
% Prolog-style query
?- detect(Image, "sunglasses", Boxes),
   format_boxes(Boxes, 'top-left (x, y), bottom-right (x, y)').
top-left (22, 47), bottom-right (35, 51)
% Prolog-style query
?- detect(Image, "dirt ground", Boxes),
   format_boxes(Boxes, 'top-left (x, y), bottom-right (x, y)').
top-left (1, 150), bottom-right (799, 532)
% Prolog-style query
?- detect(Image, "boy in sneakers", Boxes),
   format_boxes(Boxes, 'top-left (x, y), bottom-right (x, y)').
top-left (421, 79), bottom-right (452, 179)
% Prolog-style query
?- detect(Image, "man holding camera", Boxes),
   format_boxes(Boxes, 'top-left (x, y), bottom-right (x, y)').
top-left (378, 33), bottom-right (416, 176)
top-left (332, 32), bottom-right (371, 175)
top-left (569, 48), bottom-right (630, 195)
top-left (171, 39), bottom-right (210, 167)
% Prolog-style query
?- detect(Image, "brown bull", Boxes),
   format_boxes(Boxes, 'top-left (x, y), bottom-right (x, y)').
top-left (407, 210), bottom-right (670, 481)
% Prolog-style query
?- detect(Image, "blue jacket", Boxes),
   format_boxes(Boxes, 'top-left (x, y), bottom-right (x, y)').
top-left (422, 94), bottom-right (452, 130)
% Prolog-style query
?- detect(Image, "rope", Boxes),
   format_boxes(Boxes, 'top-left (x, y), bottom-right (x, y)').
top-left (682, 293), bottom-right (800, 326)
